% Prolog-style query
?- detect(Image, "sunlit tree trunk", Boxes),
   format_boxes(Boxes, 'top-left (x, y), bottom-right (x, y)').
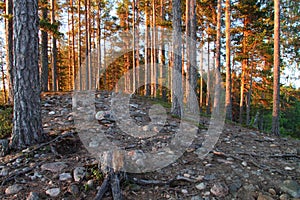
top-left (239, 17), bottom-right (250, 124)
top-left (213, 0), bottom-right (222, 114)
top-left (0, 51), bottom-right (7, 103)
top-left (51, 0), bottom-right (58, 91)
top-left (132, 0), bottom-right (136, 92)
top-left (71, 0), bottom-right (76, 90)
top-left (145, 0), bottom-right (150, 96)
top-left (77, 0), bottom-right (82, 90)
top-left (171, 0), bottom-right (183, 117)
top-left (96, 2), bottom-right (101, 90)
top-left (272, 0), bottom-right (280, 136)
top-left (206, 37), bottom-right (211, 115)
top-left (11, 0), bottom-right (45, 149)
top-left (225, 0), bottom-right (232, 120)
top-left (5, 0), bottom-right (13, 103)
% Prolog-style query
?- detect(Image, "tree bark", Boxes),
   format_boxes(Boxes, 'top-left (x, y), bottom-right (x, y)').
top-left (5, 0), bottom-right (14, 104)
top-left (225, 0), bottom-right (232, 121)
top-left (171, 0), bottom-right (183, 117)
top-left (41, 1), bottom-right (49, 92)
top-left (213, 0), bottom-right (222, 115)
top-left (51, 0), bottom-right (58, 91)
top-left (272, 0), bottom-right (280, 136)
top-left (11, 0), bottom-right (44, 149)
top-left (144, 1), bottom-right (150, 96)
top-left (77, 0), bottom-right (82, 90)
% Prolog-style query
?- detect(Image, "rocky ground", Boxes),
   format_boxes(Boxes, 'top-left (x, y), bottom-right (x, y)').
top-left (0, 92), bottom-right (299, 200)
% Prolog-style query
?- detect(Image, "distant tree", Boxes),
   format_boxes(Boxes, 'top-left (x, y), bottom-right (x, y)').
top-left (41, 0), bottom-right (49, 92)
top-left (11, 0), bottom-right (45, 149)
top-left (171, 0), bottom-right (183, 117)
top-left (5, 0), bottom-right (13, 104)
top-left (272, 0), bottom-right (280, 136)
top-left (51, 0), bottom-right (58, 91)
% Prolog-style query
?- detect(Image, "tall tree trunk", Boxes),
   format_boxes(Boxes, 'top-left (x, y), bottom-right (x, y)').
top-left (11, 0), bottom-right (44, 149)
top-left (187, 0), bottom-right (198, 113)
top-left (246, 62), bottom-right (253, 125)
top-left (206, 38), bottom-right (211, 115)
top-left (171, 0), bottom-right (183, 117)
top-left (185, 0), bottom-right (190, 102)
top-left (272, 0), bottom-right (280, 136)
top-left (132, 0), bottom-right (136, 92)
top-left (135, 0), bottom-right (140, 93)
top-left (5, 0), bottom-right (14, 104)
top-left (213, 0), bottom-right (222, 114)
top-left (144, 0), bottom-right (150, 96)
top-left (0, 51), bottom-right (7, 103)
top-left (225, 0), bottom-right (232, 120)
top-left (84, 0), bottom-right (89, 90)
top-left (51, 0), bottom-right (58, 91)
top-left (239, 17), bottom-right (250, 124)
top-left (151, 0), bottom-right (157, 97)
top-left (41, 0), bottom-right (49, 92)
top-left (96, 2), bottom-right (101, 90)
top-left (71, 0), bottom-right (76, 90)
top-left (199, 43), bottom-right (204, 113)
top-left (77, 0), bottom-right (82, 90)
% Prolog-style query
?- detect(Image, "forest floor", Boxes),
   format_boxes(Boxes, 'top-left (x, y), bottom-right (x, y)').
top-left (0, 92), bottom-right (299, 200)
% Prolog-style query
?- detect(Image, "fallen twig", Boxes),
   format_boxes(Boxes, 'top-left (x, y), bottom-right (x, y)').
top-left (4, 132), bottom-right (74, 165)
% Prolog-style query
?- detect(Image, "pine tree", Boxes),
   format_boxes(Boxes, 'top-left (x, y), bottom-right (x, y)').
top-left (11, 0), bottom-right (45, 149)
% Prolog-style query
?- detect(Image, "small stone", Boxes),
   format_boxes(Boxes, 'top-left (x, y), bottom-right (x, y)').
top-left (26, 192), bottom-right (40, 200)
top-left (191, 196), bottom-right (203, 200)
top-left (242, 161), bottom-right (248, 167)
top-left (46, 188), bottom-right (60, 197)
top-left (279, 194), bottom-right (289, 200)
top-left (0, 167), bottom-right (9, 176)
top-left (59, 172), bottom-right (72, 181)
top-left (49, 111), bottom-right (55, 115)
top-left (181, 189), bottom-right (188, 194)
top-left (87, 179), bottom-right (94, 188)
top-left (41, 162), bottom-right (67, 173)
top-left (268, 188), bottom-right (276, 195)
top-left (257, 193), bottom-right (274, 200)
top-left (5, 184), bottom-right (23, 195)
top-left (280, 180), bottom-right (300, 198)
top-left (68, 184), bottom-right (79, 196)
top-left (196, 182), bottom-right (206, 190)
top-left (183, 173), bottom-right (191, 178)
top-left (284, 166), bottom-right (294, 171)
top-left (73, 167), bottom-right (86, 182)
top-left (210, 182), bottom-right (229, 197)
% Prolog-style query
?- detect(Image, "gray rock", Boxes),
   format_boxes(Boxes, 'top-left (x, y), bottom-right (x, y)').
top-left (73, 167), bottom-right (86, 182)
top-left (279, 194), bottom-right (289, 200)
top-left (49, 111), bottom-right (55, 115)
top-left (46, 188), bottom-right (60, 197)
top-left (59, 172), bottom-right (72, 181)
top-left (257, 193), bottom-right (274, 200)
top-left (68, 184), bottom-right (79, 196)
top-left (191, 196), bottom-right (203, 200)
top-left (41, 162), bottom-right (68, 173)
top-left (203, 174), bottom-right (216, 181)
top-left (0, 167), bottom-right (9, 176)
top-left (26, 192), bottom-right (40, 200)
top-left (280, 180), bottom-right (300, 198)
top-left (87, 179), bottom-right (94, 188)
top-left (195, 182), bottom-right (206, 190)
top-left (229, 179), bottom-right (242, 193)
top-left (210, 182), bottom-right (229, 197)
top-left (5, 184), bottom-right (23, 195)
